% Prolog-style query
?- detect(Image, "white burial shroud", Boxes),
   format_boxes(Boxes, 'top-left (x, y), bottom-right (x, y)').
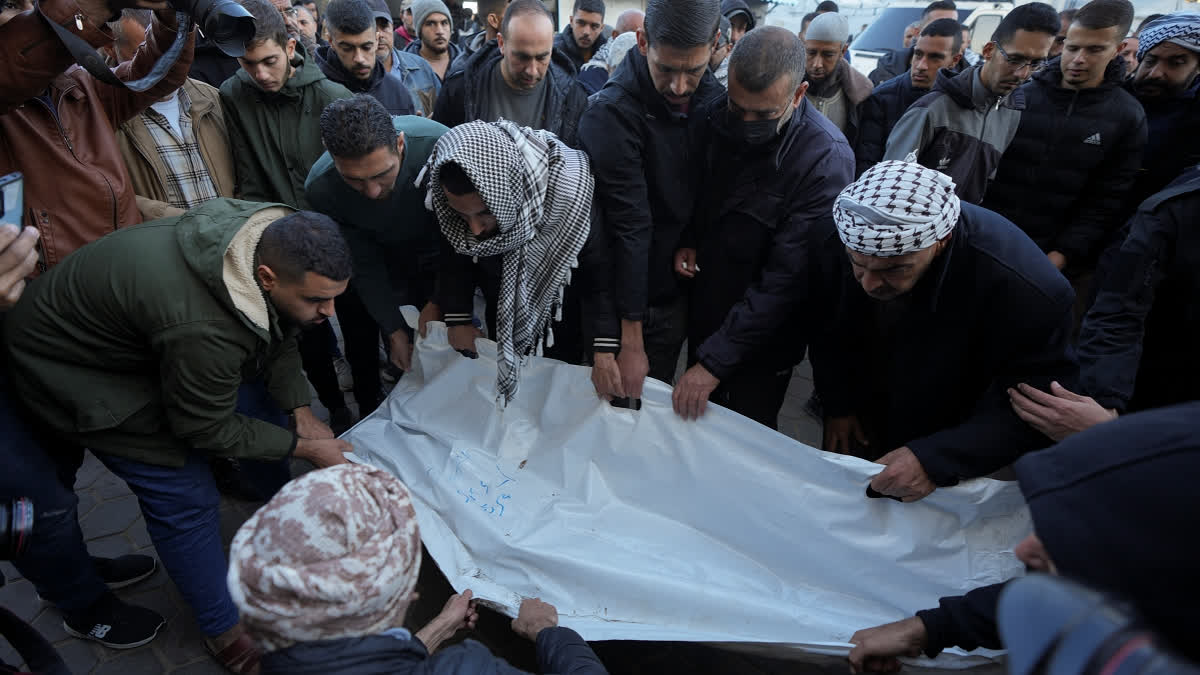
top-left (343, 316), bottom-right (1031, 668)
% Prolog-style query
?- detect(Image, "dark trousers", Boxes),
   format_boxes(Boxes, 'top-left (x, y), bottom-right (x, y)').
top-left (643, 296), bottom-right (689, 385)
top-left (337, 285), bottom-right (384, 415)
top-left (711, 366), bottom-right (793, 430)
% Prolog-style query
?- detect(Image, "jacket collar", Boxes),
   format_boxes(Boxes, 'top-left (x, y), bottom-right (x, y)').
top-left (617, 48), bottom-right (721, 120)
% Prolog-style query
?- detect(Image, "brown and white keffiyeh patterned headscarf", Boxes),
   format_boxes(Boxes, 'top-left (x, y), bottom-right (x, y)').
top-left (421, 119), bottom-right (594, 405)
top-left (227, 464), bottom-right (422, 652)
top-left (834, 154), bottom-right (960, 257)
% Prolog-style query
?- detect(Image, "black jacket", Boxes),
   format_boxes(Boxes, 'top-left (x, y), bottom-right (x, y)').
top-left (1124, 78), bottom-right (1200, 218)
top-left (188, 35), bottom-right (240, 88)
top-left (811, 203), bottom-right (1077, 486)
top-left (313, 44), bottom-right (415, 116)
top-left (578, 49), bottom-right (723, 320)
top-left (432, 40), bottom-right (588, 148)
top-left (982, 58), bottom-right (1147, 269)
top-left (435, 202), bottom-right (619, 359)
top-left (868, 46), bottom-right (912, 87)
top-left (553, 24), bottom-right (606, 75)
top-left (1078, 167), bottom-right (1200, 413)
top-left (688, 97), bottom-right (854, 379)
top-left (854, 71), bottom-right (929, 176)
top-left (261, 627), bottom-right (608, 675)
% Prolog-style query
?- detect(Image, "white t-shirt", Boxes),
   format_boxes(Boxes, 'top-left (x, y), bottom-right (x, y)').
top-left (149, 93), bottom-right (183, 139)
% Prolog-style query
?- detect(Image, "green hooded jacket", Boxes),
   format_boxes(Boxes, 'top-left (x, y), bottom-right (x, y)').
top-left (219, 49), bottom-right (351, 209)
top-left (4, 199), bottom-right (313, 468)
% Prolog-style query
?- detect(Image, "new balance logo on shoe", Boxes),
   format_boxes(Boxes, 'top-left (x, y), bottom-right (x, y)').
top-left (89, 624), bottom-right (113, 639)
top-left (1083, 133), bottom-right (1102, 146)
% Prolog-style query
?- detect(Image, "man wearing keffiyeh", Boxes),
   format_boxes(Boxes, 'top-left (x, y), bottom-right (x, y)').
top-left (811, 157), bottom-right (1077, 502)
top-left (422, 119), bottom-right (622, 405)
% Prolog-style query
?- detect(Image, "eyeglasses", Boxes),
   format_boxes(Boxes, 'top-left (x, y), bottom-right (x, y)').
top-left (994, 43), bottom-right (1047, 72)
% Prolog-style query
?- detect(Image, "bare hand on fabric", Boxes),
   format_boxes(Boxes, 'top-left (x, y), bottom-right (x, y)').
top-left (869, 447), bottom-right (935, 502)
top-left (823, 414), bottom-right (868, 454)
top-left (672, 363), bottom-right (719, 420)
top-left (447, 324), bottom-right (483, 357)
top-left (417, 301), bottom-right (440, 338)
top-left (673, 247), bottom-right (698, 279)
top-left (389, 328), bottom-right (413, 371)
top-left (1046, 250), bottom-right (1067, 271)
top-left (416, 589), bottom-right (479, 653)
top-left (847, 616), bottom-right (927, 673)
top-left (294, 438), bottom-right (352, 468)
top-left (511, 597), bottom-right (559, 642)
top-left (0, 225), bottom-right (39, 310)
top-left (591, 352), bottom-right (625, 401)
top-left (292, 405), bottom-right (334, 439)
top-left (1008, 381), bottom-right (1117, 442)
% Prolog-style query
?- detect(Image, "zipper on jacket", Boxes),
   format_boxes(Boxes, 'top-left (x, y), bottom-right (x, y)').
top-left (32, 97), bottom-right (75, 155)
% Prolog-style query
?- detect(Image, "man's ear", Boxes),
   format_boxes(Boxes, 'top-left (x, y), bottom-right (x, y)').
top-left (951, 51), bottom-right (962, 67)
top-left (636, 27), bottom-right (648, 56)
top-left (257, 264), bottom-right (279, 291)
top-left (487, 12), bottom-right (501, 32)
top-left (792, 81), bottom-right (809, 106)
top-left (981, 41), bottom-right (996, 62)
top-left (396, 131), bottom-right (406, 157)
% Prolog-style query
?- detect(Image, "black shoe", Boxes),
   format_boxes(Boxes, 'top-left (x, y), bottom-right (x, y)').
top-left (63, 593), bottom-right (165, 649)
top-left (329, 406), bottom-right (357, 436)
top-left (93, 554), bottom-right (157, 590)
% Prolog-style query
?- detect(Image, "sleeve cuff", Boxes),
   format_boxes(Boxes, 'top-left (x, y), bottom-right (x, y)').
top-left (443, 312), bottom-right (474, 327)
top-left (593, 337), bottom-right (620, 353)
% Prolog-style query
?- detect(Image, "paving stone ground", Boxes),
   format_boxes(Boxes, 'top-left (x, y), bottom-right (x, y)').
top-left (0, 356), bottom-right (999, 674)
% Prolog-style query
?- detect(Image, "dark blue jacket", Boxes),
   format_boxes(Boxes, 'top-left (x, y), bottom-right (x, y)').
top-left (915, 402), bottom-right (1200, 660)
top-left (553, 24), bottom-right (607, 75)
top-left (313, 44), bottom-right (416, 116)
top-left (688, 96), bottom-right (854, 380)
top-left (853, 71), bottom-right (930, 176)
top-left (1078, 166), bottom-right (1200, 413)
top-left (261, 627), bottom-right (608, 675)
top-left (982, 57), bottom-right (1147, 270)
top-left (868, 46), bottom-right (912, 87)
top-left (810, 203), bottom-right (1077, 485)
top-left (578, 49), bottom-right (723, 319)
top-left (1124, 78), bottom-right (1200, 218)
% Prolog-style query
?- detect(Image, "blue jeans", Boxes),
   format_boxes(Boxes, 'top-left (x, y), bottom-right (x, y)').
top-left (0, 378), bottom-right (105, 613)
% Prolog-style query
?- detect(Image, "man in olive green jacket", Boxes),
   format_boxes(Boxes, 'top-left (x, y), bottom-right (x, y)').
top-left (4, 198), bottom-right (354, 659)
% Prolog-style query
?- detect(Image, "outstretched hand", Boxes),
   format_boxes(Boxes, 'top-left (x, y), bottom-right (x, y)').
top-left (1008, 381), bottom-right (1117, 442)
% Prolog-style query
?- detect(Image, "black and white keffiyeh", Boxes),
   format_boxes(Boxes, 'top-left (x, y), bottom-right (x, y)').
top-left (422, 119), bottom-right (594, 405)
top-left (833, 154), bottom-right (960, 257)
top-left (1136, 12), bottom-right (1200, 62)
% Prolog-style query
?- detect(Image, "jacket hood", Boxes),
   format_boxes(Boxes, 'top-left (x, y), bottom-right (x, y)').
top-left (314, 43), bottom-right (388, 92)
top-left (1013, 402), bottom-right (1200, 659)
top-left (175, 198), bottom-right (296, 339)
top-left (262, 634), bottom-right (426, 674)
top-left (721, 0), bottom-right (755, 29)
top-left (234, 47), bottom-right (328, 98)
top-left (1033, 54), bottom-right (1129, 92)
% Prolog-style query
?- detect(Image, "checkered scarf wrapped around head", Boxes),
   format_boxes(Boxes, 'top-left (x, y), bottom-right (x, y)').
top-left (423, 119), bottom-right (594, 405)
top-left (833, 154), bottom-right (960, 257)
top-left (1136, 12), bottom-right (1200, 62)
top-left (227, 464), bottom-right (422, 652)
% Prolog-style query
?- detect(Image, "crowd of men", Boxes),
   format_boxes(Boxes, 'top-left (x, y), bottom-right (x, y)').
top-left (0, 0), bottom-right (1198, 670)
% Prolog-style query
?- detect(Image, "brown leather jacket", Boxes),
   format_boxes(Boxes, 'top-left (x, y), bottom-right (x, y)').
top-left (0, 0), bottom-right (195, 270)
top-left (117, 78), bottom-right (236, 221)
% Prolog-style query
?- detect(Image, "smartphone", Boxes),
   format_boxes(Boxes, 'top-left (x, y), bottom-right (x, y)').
top-left (0, 172), bottom-right (23, 229)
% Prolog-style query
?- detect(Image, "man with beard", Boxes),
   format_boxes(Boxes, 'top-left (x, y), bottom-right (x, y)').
top-left (1123, 13), bottom-right (1200, 212)
top-left (883, 4), bottom-right (1059, 203)
top-left (869, 0), bottom-right (960, 85)
top-left (578, 0), bottom-right (724, 399)
top-left (368, 0), bottom-right (441, 116)
top-left (803, 12), bottom-right (873, 142)
top-left (555, 0), bottom-right (607, 73)
top-left (854, 19), bottom-right (961, 175)
top-left (405, 0), bottom-right (461, 80)
top-left (314, 0), bottom-right (415, 115)
top-left (433, 0), bottom-right (588, 146)
top-left (4, 202), bottom-right (355, 671)
top-left (671, 27), bottom-right (854, 427)
top-left (813, 157), bottom-right (1075, 501)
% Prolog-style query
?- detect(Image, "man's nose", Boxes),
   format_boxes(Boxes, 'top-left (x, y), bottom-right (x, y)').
top-left (860, 270), bottom-right (885, 294)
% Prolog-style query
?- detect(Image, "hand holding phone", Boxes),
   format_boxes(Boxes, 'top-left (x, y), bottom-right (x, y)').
top-left (0, 172), bottom-right (40, 310)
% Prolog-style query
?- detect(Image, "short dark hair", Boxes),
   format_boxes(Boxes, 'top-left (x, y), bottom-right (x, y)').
top-left (801, 11), bottom-right (817, 28)
top-left (728, 25), bottom-right (804, 91)
top-left (644, 0), bottom-right (720, 49)
top-left (1059, 9), bottom-right (1077, 24)
top-left (258, 211), bottom-right (354, 283)
top-left (922, 0), bottom-right (956, 17)
top-left (920, 17), bottom-right (962, 53)
top-left (325, 0), bottom-right (374, 36)
top-left (1135, 12), bottom-right (1163, 35)
top-left (990, 2), bottom-right (1059, 46)
top-left (320, 95), bottom-right (398, 159)
top-left (500, 0), bottom-right (554, 39)
top-left (572, 0), bottom-right (604, 19)
top-left (240, 0), bottom-right (291, 49)
top-left (439, 162), bottom-right (477, 196)
top-left (1072, 0), bottom-right (1133, 39)
top-left (815, 1), bottom-right (838, 12)
top-left (476, 0), bottom-right (506, 23)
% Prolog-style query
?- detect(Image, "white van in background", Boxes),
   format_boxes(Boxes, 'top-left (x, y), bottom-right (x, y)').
top-left (848, 1), bottom-right (1015, 78)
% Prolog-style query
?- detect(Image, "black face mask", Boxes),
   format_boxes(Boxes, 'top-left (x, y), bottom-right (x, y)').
top-left (725, 104), bottom-right (795, 146)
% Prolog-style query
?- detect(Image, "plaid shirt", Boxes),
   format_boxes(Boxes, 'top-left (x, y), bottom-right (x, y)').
top-left (142, 87), bottom-right (220, 210)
